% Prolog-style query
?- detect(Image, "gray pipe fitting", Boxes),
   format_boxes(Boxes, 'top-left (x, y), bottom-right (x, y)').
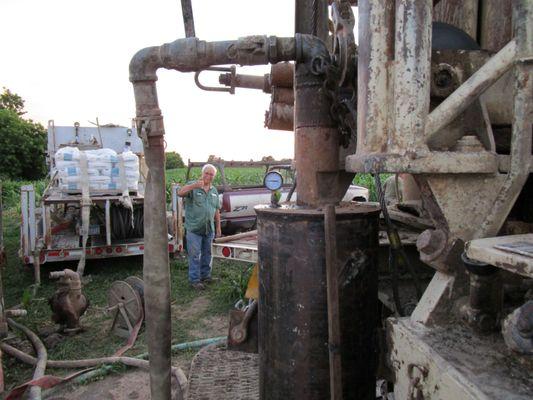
top-left (502, 301), bottom-right (533, 355)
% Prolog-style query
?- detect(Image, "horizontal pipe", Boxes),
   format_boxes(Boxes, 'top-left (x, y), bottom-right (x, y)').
top-left (219, 73), bottom-right (270, 92)
top-left (269, 62), bottom-right (294, 88)
top-left (265, 102), bottom-right (294, 131)
top-left (426, 39), bottom-right (517, 140)
top-left (130, 36), bottom-right (297, 83)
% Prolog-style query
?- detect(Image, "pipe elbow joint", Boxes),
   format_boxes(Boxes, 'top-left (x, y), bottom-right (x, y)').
top-left (129, 37), bottom-right (202, 82)
top-left (129, 45), bottom-right (164, 82)
top-left (295, 33), bottom-right (330, 66)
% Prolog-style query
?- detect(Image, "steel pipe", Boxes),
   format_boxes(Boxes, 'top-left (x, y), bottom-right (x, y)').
top-left (129, 35), bottom-right (300, 399)
top-left (180, 0), bottom-right (195, 38)
top-left (356, 0), bottom-right (395, 155)
top-left (295, 0), bottom-right (329, 41)
top-left (219, 72), bottom-right (270, 92)
top-left (269, 62), bottom-right (294, 88)
top-left (426, 39), bottom-right (518, 140)
top-left (393, 0), bottom-right (432, 152)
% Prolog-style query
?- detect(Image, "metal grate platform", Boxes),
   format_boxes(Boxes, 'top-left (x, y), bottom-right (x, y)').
top-left (187, 343), bottom-right (259, 400)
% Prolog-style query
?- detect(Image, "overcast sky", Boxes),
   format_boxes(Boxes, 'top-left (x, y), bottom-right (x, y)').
top-left (0, 0), bottom-right (297, 162)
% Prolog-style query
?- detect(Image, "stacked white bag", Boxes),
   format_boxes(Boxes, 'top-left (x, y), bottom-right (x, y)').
top-left (55, 147), bottom-right (139, 193)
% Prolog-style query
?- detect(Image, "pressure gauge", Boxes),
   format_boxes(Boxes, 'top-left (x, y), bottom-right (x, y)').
top-left (264, 171), bottom-right (283, 191)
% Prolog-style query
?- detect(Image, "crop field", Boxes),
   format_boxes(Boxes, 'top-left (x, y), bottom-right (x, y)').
top-left (166, 167), bottom-right (380, 201)
top-left (0, 169), bottom-right (377, 395)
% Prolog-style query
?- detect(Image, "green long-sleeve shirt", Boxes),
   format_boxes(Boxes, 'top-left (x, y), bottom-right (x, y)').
top-left (183, 182), bottom-right (220, 235)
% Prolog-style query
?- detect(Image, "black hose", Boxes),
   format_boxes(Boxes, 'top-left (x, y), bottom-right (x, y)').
top-left (111, 205), bottom-right (144, 240)
top-left (287, 176), bottom-right (297, 202)
top-left (374, 174), bottom-right (426, 316)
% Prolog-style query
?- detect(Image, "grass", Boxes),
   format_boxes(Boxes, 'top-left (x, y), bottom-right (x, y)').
top-left (0, 168), bottom-right (379, 392)
top-left (1, 205), bottom-right (250, 392)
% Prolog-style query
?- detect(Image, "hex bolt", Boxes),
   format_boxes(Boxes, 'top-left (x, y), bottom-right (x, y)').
top-left (416, 229), bottom-right (447, 260)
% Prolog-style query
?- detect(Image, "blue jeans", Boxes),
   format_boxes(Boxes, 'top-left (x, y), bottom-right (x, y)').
top-left (186, 231), bottom-right (214, 284)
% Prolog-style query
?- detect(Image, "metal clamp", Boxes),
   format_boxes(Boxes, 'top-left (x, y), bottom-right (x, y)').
top-left (194, 66), bottom-right (236, 94)
top-left (135, 116), bottom-right (164, 148)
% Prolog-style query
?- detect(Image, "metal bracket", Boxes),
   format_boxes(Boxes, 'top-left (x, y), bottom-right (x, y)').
top-left (194, 66), bottom-right (236, 94)
top-left (135, 116), bottom-right (164, 148)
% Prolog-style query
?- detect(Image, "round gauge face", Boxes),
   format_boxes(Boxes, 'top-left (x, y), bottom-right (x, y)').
top-left (264, 171), bottom-right (283, 191)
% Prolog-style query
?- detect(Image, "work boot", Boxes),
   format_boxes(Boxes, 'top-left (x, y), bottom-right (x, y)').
top-left (191, 282), bottom-right (206, 291)
top-left (201, 277), bottom-right (219, 284)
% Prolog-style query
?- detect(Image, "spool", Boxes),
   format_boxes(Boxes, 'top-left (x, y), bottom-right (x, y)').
top-left (107, 277), bottom-right (144, 338)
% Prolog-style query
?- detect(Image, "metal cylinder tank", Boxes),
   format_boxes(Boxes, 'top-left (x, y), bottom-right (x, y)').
top-left (256, 203), bottom-right (380, 400)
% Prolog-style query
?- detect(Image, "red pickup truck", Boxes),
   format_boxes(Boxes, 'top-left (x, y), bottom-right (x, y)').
top-left (184, 161), bottom-right (369, 234)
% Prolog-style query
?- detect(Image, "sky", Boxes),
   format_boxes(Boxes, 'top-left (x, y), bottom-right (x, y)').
top-left (0, 0), bottom-right (297, 162)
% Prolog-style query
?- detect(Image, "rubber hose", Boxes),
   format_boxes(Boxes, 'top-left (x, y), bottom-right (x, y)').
top-left (7, 319), bottom-right (47, 400)
top-left (0, 342), bottom-right (188, 399)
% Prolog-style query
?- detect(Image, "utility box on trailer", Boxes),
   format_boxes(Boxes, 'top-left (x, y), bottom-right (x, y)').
top-left (20, 121), bottom-right (183, 272)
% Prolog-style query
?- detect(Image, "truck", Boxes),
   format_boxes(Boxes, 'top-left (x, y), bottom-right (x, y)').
top-left (20, 121), bottom-right (183, 277)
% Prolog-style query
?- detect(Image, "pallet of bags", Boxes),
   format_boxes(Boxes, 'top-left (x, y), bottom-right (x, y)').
top-left (54, 147), bottom-right (140, 194)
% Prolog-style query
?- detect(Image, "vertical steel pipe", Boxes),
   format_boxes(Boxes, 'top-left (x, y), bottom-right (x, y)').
top-left (180, 0), bottom-right (195, 38)
top-left (257, 204), bottom-right (380, 400)
top-left (293, 1), bottom-right (339, 206)
top-left (294, 35), bottom-right (340, 206)
top-left (295, 0), bottom-right (329, 41)
top-left (476, 0), bottom-right (533, 237)
top-left (356, 0), bottom-right (395, 155)
top-left (324, 204), bottom-right (343, 400)
top-left (129, 35), bottom-right (298, 399)
top-left (132, 81), bottom-right (172, 400)
top-left (393, 0), bottom-right (432, 152)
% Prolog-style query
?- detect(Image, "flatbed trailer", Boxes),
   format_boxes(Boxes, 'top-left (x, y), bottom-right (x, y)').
top-left (20, 185), bottom-right (183, 266)
top-left (20, 121), bottom-right (184, 271)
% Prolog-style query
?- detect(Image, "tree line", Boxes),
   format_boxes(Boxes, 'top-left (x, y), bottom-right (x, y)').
top-left (0, 88), bottom-right (186, 180)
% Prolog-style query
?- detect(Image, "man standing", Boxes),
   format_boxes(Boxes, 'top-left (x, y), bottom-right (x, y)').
top-left (178, 164), bottom-right (222, 290)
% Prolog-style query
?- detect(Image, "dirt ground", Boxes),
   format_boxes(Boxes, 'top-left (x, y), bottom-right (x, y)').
top-left (39, 295), bottom-right (228, 400)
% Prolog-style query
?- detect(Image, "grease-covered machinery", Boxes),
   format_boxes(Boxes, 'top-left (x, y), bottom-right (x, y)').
top-left (129, 1), bottom-right (532, 399)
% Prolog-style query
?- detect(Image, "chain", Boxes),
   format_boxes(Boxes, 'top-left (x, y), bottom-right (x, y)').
top-left (308, 0), bottom-right (357, 149)
top-left (320, 59), bottom-right (356, 148)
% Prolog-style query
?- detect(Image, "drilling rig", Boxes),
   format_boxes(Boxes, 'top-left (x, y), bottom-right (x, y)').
top-left (130, 0), bottom-right (532, 399)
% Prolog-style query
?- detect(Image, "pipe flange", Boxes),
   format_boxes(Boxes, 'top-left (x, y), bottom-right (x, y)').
top-left (461, 251), bottom-right (499, 276)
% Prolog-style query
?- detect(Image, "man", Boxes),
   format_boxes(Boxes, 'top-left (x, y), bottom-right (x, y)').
top-left (178, 164), bottom-right (222, 290)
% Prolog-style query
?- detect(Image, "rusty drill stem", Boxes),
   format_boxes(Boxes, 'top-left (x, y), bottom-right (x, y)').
top-left (180, 0), bottom-right (195, 38)
top-left (324, 204), bottom-right (343, 400)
